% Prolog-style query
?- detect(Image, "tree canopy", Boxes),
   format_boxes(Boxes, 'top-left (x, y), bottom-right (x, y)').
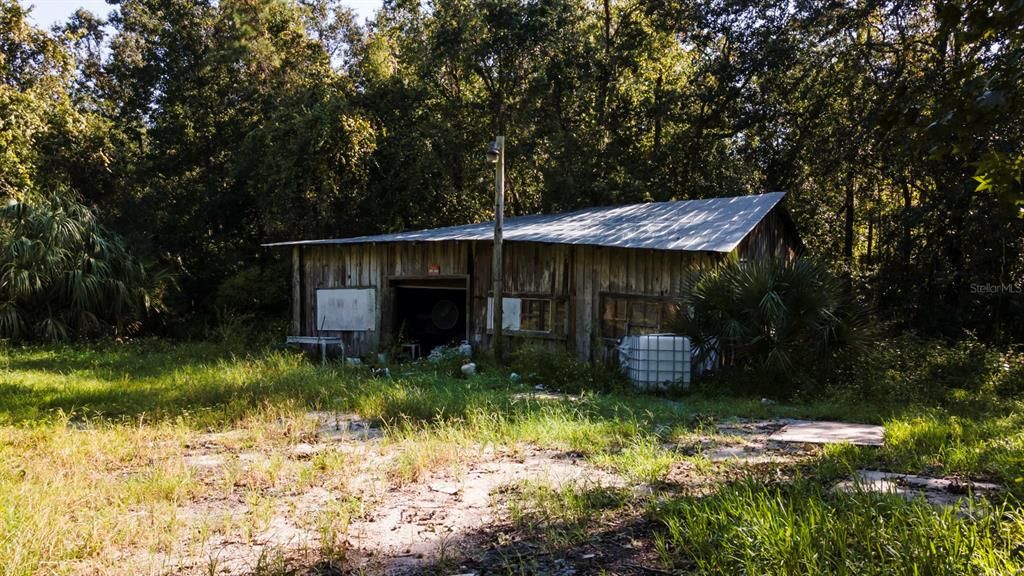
top-left (1, 0), bottom-right (1021, 341)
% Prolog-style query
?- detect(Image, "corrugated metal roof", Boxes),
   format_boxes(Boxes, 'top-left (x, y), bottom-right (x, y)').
top-left (263, 192), bottom-right (786, 253)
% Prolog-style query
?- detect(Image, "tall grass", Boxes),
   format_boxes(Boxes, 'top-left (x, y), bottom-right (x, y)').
top-left (654, 480), bottom-right (1024, 575)
top-left (879, 411), bottom-right (1024, 486)
top-left (1, 341), bottom-right (1023, 574)
top-left (3, 341), bottom-right (1022, 487)
top-left (505, 481), bottom-right (631, 550)
top-left (0, 420), bottom-right (196, 576)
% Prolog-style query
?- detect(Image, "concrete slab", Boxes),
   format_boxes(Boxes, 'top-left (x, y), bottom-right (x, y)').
top-left (834, 470), bottom-right (1002, 507)
top-left (854, 469), bottom-right (1001, 492)
top-left (704, 445), bottom-right (801, 464)
top-left (768, 420), bottom-right (884, 446)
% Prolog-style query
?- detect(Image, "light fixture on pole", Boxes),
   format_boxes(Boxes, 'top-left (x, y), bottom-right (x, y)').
top-left (487, 136), bottom-right (505, 364)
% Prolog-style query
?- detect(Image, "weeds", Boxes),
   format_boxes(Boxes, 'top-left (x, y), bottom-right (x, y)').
top-left (510, 343), bottom-right (628, 394)
top-left (315, 497), bottom-right (362, 560)
top-left (1, 341), bottom-right (1023, 574)
top-left (654, 479), bottom-right (1023, 575)
top-left (590, 435), bottom-right (679, 485)
top-left (505, 481), bottom-right (632, 550)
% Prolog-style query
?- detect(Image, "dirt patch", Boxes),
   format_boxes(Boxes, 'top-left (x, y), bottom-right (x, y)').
top-left (346, 447), bottom-right (626, 575)
top-left (454, 516), bottom-right (667, 576)
top-left (165, 414), bottom-right (628, 576)
top-left (676, 418), bottom-right (821, 465)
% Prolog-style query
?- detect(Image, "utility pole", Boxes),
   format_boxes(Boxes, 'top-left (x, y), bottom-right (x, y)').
top-left (489, 136), bottom-right (505, 364)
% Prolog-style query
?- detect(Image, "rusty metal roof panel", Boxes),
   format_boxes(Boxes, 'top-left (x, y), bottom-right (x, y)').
top-left (263, 192), bottom-right (786, 253)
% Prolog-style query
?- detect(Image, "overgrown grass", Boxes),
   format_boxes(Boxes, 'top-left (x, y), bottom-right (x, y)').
top-left (0, 420), bottom-right (196, 575)
top-left (654, 479), bottom-right (1024, 575)
top-left (504, 480), bottom-right (632, 550)
top-left (3, 340), bottom-right (1022, 486)
top-left (1, 340), bottom-right (1023, 574)
top-left (590, 435), bottom-right (679, 484)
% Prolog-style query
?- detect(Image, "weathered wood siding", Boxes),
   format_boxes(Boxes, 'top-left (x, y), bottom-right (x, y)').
top-left (299, 241), bottom-right (470, 354)
top-left (735, 206), bottom-right (801, 261)
top-left (292, 205), bottom-right (800, 360)
top-left (569, 246), bottom-right (719, 360)
top-left (468, 241), bottom-right (573, 351)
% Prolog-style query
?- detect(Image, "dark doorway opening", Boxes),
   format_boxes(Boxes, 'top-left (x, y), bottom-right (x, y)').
top-left (392, 279), bottom-right (468, 353)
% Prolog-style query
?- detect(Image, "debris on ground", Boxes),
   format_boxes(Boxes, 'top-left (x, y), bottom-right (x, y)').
top-left (428, 343), bottom-right (471, 362)
top-left (510, 390), bottom-right (582, 402)
top-left (308, 411), bottom-right (383, 441)
top-left (768, 420), bottom-right (885, 446)
top-left (834, 470), bottom-right (1003, 507)
top-left (676, 418), bottom-right (813, 464)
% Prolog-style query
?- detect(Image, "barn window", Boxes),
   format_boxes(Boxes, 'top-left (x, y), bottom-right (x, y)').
top-left (600, 294), bottom-right (680, 340)
top-left (519, 298), bottom-right (551, 332)
top-left (487, 296), bottom-right (557, 334)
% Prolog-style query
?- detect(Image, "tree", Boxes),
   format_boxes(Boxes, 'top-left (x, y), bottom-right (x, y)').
top-left (0, 193), bottom-right (157, 339)
top-left (6, 0), bottom-right (1022, 343)
top-left (0, 0), bottom-right (161, 340)
top-left (676, 257), bottom-right (871, 396)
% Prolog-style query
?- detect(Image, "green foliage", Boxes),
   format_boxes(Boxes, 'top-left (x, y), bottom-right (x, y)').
top-left (214, 263), bottom-right (289, 315)
top-left (0, 0), bottom-right (75, 198)
top-left (654, 480), bottom-right (1023, 575)
top-left (974, 151), bottom-right (1024, 213)
top-left (879, 411), bottom-right (1024, 486)
top-left (0, 193), bottom-right (162, 340)
top-left (589, 435), bottom-right (679, 484)
top-left (851, 334), bottom-right (1024, 408)
top-left (677, 258), bottom-right (872, 397)
top-left (4, 0), bottom-right (1024, 343)
top-left (0, 1), bottom-right (163, 341)
top-left (510, 343), bottom-right (628, 394)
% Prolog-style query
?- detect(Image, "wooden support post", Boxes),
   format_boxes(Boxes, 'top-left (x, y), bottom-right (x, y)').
top-left (291, 246), bottom-right (301, 335)
top-left (492, 135), bottom-right (505, 364)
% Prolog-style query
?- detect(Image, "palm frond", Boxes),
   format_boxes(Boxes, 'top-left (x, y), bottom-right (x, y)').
top-left (673, 257), bottom-right (874, 395)
top-left (0, 191), bottom-right (158, 341)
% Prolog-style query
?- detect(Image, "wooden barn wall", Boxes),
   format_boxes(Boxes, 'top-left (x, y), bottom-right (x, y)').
top-left (298, 242), bottom-right (470, 355)
top-left (468, 242), bottom-right (574, 353)
top-left (570, 246), bottom-right (718, 360)
top-left (734, 206), bottom-right (800, 261)
top-left (292, 216), bottom-right (796, 360)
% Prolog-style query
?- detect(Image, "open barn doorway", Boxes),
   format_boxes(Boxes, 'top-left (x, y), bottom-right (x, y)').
top-left (390, 278), bottom-right (468, 356)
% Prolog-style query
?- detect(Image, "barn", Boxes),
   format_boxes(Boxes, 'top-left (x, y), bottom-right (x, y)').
top-left (264, 191), bottom-right (800, 361)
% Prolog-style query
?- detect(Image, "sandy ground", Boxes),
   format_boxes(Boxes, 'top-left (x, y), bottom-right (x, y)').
top-left (154, 412), bottom-right (629, 576)
top-left (129, 413), bottom-right (1000, 576)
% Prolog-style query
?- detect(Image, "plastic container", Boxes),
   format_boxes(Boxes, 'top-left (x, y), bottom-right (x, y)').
top-left (618, 334), bottom-right (691, 391)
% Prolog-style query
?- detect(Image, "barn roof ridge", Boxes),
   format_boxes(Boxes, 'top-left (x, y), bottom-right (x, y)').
top-left (263, 191), bottom-right (787, 253)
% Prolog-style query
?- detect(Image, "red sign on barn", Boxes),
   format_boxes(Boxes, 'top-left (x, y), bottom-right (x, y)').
top-left (427, 264), bottom-right (441, 275)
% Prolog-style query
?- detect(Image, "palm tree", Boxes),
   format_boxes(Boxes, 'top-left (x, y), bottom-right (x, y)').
top-left (676, 257), bottom-right (871, 394)
top-left (0, 191), bottom-right (165, 340)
